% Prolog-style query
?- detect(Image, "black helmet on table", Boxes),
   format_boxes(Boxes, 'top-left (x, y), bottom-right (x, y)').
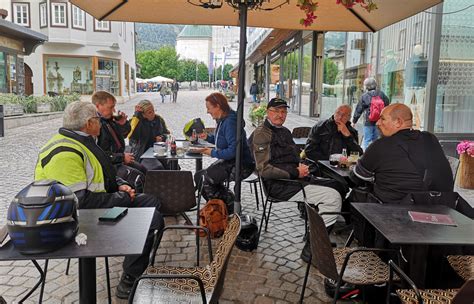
top-left (235, 214), bottom-right (259, 252)
top-left (7, 180), bottom-right (79, 254)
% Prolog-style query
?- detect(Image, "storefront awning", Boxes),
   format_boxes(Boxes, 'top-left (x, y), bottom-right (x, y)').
top-left (0, 19), bottom-right (47, 55)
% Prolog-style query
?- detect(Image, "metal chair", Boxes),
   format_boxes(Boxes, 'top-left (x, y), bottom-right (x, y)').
top-left (292, 127), bottom-right (311, 138)
top-left (144, 170), bottom-right (207, 266)
top-left (447, 255), bottom-right (474, 281)
top-left (446, 155), bottom-right (460, 181)
top-left (299, 202), bottom-right (397, 304)
top-left (387, 260), bottom-right (474, 304)
top-left (243, 172), bottom-right (264, 211)
top-left (128, 215), bottom-right (241, 304)
top-left (258, 176), bottom-right (308, 240)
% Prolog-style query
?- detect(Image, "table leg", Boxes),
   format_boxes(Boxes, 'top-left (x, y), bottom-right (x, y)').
top-left (196, 158), bottom-right (203, 172)
top-left (403, 245), bottom-right (429, 288)
top-left (79, 257), bottom-right (96, 304)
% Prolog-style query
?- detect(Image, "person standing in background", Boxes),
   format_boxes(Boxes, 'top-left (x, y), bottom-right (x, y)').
top-left (171, 79), bottom-right (179, 103)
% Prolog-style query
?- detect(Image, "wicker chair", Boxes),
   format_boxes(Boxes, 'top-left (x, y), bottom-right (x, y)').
top-left (292, 127), bottom-right (311, 138)
top-left (388, 260), bottom-right (474, 304)
top-left (144, 170), bottom-right (208, 266)
top-left (128, 215), bottom-right (241, 304)
top-left (299, 203), bottom-right (397, 304)
top-left (447, 255), bottom-right (474, 281)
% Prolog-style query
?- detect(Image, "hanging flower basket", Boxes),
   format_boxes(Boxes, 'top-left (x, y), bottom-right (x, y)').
top-left (456, 141), bottom-right (474, 189)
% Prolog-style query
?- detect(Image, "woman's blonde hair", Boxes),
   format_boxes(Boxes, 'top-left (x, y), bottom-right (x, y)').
top-left (137, 99), bottom-right (154, 111)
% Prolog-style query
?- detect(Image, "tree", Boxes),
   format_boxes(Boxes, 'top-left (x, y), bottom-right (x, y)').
top-left (177, 59), bottom-right (198, 84)
top-left (136, 46), bottom-right (179, 79)
top-left (197, 62), bottom-right (209, 83)
top-left (323, 58), bottom-right (338, 85)
top-left (215, 64), bottom-right (234, 81)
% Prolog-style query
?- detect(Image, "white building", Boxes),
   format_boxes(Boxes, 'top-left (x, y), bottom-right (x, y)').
top-left (176, 25), bottom-right (212, 66)
top-left (0, 0), bottom-right (136, 98)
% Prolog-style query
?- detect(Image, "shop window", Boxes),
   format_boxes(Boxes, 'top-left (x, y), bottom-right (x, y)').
top-left (0, 52), bottom-right (7, 93)
top-left (45, 56), bottom-right (93, 95)
top-left (94, 20), bottom-right (110, 32)
top-left (39, 2), bottom-right (47, 28)
top-left (51, 2), bottom-right (67, 27)
top-left (12, 2), bottom-right (30, 27)
top-left (72, 5), bottom-right (85, 30)
top-left (96, 58), bottom-right (119, 95)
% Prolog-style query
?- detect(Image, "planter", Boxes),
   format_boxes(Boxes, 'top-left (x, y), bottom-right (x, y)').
top-left (36, 103), bottom-right (52, 113)
top-left (457, 153), bottom-right (474, 189)
top-left (3, 104), bottom-right (24, 116)
top-left (251, 117), bottom-right (264, 127)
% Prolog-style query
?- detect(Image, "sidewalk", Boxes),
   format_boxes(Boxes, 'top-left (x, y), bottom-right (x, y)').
top-left (0, 89), bottom-right (333, 303)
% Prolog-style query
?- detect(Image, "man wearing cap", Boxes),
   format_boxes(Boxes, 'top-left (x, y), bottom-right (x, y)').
top-left (252, 98), bottom-right (342, 263)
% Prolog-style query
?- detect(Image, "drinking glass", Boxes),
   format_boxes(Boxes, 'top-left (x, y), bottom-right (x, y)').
top-left (329, 154), bottom-right (339, 167)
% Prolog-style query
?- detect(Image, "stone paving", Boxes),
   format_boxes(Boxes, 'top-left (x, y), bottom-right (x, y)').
top-left (0, 89), bottom-right (348, 303)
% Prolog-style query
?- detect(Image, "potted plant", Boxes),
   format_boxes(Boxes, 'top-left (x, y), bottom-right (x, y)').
top-left (456, 140), bottom-right (474, 189)
top-left (249, 102), bottom-right (267, 127)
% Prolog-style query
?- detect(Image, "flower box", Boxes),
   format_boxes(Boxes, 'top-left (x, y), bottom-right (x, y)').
top-left (35, 103), bottom-right (52, 113)
top-left (3, 104), bottom-right (24, 116)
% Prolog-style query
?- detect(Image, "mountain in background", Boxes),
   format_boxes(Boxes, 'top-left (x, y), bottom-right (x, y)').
top-left (136, 23), bottom-right (184, 52)
top-left (324, 32), bottom-right (346, 50)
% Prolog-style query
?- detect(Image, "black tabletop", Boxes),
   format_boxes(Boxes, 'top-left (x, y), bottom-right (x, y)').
top-left (351, 203), bottom-right (474, 246)
top-left (318, 160), bottom-right (352, 178)
top-left (0, 208), bottom-right (154, 261)
top-left (141, 147), bottom-right (205, 160)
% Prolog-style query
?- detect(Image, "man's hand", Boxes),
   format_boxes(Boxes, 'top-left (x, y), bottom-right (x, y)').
top-left (336, 121), bottom-right (351, 137)
top-left (155, 136), bottom-right (164, 142)
top-left (123, 152), bottom-right (135, 165)
top-left (134, 105), bottom-right (142, 113)
top-left (116, 111), bottom-right (128, 125)
top-left (118, 185), bottom-right (135, 201)
top-left (297, 163), bottom-right (310, 178)
top-left (198, 132), bottom-right (208, 140)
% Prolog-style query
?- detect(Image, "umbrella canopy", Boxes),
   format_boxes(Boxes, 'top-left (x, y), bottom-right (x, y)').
top-left (135, 77), bottom-right (147, 83)
top-left (71, 0), bottom-right (443, 214)
top-left (70, 0), bottom-right (441, 32)
top-left (148, 76), bottom-right (174, 83)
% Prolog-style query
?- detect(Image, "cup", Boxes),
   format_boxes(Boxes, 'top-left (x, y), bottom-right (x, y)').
top-left (176, 147), bottom-right (185, 157)
top-left (154, 143), bottom-right (167, 156)
top-left (182, 141), bottom-right (190, 151)
top-left (329, 154), bottom-right (339, 167)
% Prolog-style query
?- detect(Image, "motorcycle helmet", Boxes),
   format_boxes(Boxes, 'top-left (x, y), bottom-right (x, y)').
top-left (235, 214), bottom-right (259, 252)
top-left (7, 180), bottom-right (79, 254)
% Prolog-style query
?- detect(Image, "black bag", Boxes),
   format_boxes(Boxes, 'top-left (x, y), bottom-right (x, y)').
top-left (201, 183), bottom-right (235, 214)
top-left (236, 214), bottom-right (259, 251)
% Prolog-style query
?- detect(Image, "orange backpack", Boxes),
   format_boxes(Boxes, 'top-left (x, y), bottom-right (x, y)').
top-left (199, 199), bottom-right (228, 238)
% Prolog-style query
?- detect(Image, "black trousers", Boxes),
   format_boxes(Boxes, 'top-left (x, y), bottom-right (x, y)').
top-left (194, 159), bottom-right (255, 192)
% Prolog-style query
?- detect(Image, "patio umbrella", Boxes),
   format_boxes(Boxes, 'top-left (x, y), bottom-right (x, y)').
top-left (148, 76), bottom-right (174, 83)
top-left (71, 0), bottom-right (443, 214)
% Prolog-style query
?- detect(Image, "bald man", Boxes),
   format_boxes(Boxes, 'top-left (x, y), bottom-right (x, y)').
top-left (351, 103), bottom-right (453, 203)
top-left (305, 104), bottom-right (363, 161)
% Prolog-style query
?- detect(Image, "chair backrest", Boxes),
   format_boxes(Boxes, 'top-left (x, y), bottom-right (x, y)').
top-left (144, 170), bottom-right (197, 215)
top-left (453, 279), bottom-right (474, 304)
top-left (305, 203), bottom-right (339, 281)
top-left (209, 215), bottom-right (241, 302)
top-left (292, 127), bottom-right (311, 138)
top-left (446, 155), bottom-right (460, 180)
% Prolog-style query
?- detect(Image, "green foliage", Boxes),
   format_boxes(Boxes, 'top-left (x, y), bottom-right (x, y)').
top-left (178, 59), bottom-right (198, 83)
top-left (248, 102), bottom-right (268, 127)
top-left (323, 58), bottom-right (338, 85)
top-left (215, 64), bottom-right (234, 81)
top-left (137, 46), bottom-right (179, 79)
top-left (0, 93), bottom-right (80, 113)
top-left (197, 63), bottom-right (209, 82)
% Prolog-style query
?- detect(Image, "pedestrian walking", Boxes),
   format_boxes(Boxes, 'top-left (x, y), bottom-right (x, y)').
top-left (171, 79), bottom-right (179, 103)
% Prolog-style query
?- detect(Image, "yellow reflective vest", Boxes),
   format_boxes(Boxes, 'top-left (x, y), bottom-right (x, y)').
top-left (34, 133), bottom-right (106, 193)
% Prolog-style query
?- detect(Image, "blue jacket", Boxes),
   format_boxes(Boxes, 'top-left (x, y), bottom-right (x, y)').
top-left (206, 110), bottom-right (253, 165)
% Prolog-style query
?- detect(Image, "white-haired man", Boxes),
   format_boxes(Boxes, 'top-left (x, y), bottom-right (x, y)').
top-left (34, 101), bottom-right (164, 299)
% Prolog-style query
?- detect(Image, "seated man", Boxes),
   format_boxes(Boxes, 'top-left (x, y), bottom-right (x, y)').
top-left (305, 104), bottom-right (363, 161)
top-left (92, 91), bottom-right (147, 192)
top-left (34, 101), bottom-right (164, 299)
top-left (252, 98), bottom-right (342, 263)
top-left (351, 103), bottom-right (453, 204)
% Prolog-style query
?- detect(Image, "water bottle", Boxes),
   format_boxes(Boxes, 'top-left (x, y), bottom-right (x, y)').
top-left (191, 128), bottom-right (198, 144)
top-left (342, 148), bottom-right (347, 158)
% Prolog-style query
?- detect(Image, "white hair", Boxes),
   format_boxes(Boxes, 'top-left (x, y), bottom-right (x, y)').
top-left (364, 77), bottom-right (377, 91)
top-left (63, 101), bottom-right (97, 131)
top-left (337, 104), bottom-right (352, 114)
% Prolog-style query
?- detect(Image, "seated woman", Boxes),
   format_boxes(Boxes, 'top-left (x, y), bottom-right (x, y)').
top-left (128, 100), bottom-right (170, 170)
top-left (194, 92), bottom-right (255, 205)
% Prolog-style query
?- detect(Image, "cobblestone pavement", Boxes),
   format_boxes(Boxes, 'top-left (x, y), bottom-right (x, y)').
top-left (0, 90), bottom-right (347, 303)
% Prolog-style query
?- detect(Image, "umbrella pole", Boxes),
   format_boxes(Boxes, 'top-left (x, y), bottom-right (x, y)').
top-left (234, 3), bottom-right (248, 215)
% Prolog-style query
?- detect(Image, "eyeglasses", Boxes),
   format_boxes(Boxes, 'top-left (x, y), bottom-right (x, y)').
top-left (268, 108), bottom-right (288, 115)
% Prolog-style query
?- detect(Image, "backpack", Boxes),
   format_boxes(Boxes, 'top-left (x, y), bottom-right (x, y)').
top-left (368, 95), bottom-right (385, 122)
top-left (199, 199), bottom-right (228, 238)
top-left (183, 118), bottom-right (205, 140)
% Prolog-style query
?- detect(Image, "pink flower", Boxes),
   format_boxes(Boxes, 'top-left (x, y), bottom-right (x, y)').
top-left (457, 140), bottom-right (474, 156)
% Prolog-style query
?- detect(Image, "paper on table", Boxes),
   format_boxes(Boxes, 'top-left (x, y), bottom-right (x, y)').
top-left (408, 211), bottom-right (457, 226)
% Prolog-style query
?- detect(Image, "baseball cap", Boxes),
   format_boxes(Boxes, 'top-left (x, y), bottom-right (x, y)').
top-left (267, 98), bottom-right (289, 109)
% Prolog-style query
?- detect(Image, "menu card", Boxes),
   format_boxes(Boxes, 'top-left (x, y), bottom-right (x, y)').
top-left (408, 211), bottom-right (457, 226)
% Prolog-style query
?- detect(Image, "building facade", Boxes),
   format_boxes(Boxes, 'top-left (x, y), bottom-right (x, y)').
top-left (176, 25), bottom-right (212, 66)
top-left (246, 0), bottom-right (474, 146)
top-left (0, 0), bottom-right (136, 98)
